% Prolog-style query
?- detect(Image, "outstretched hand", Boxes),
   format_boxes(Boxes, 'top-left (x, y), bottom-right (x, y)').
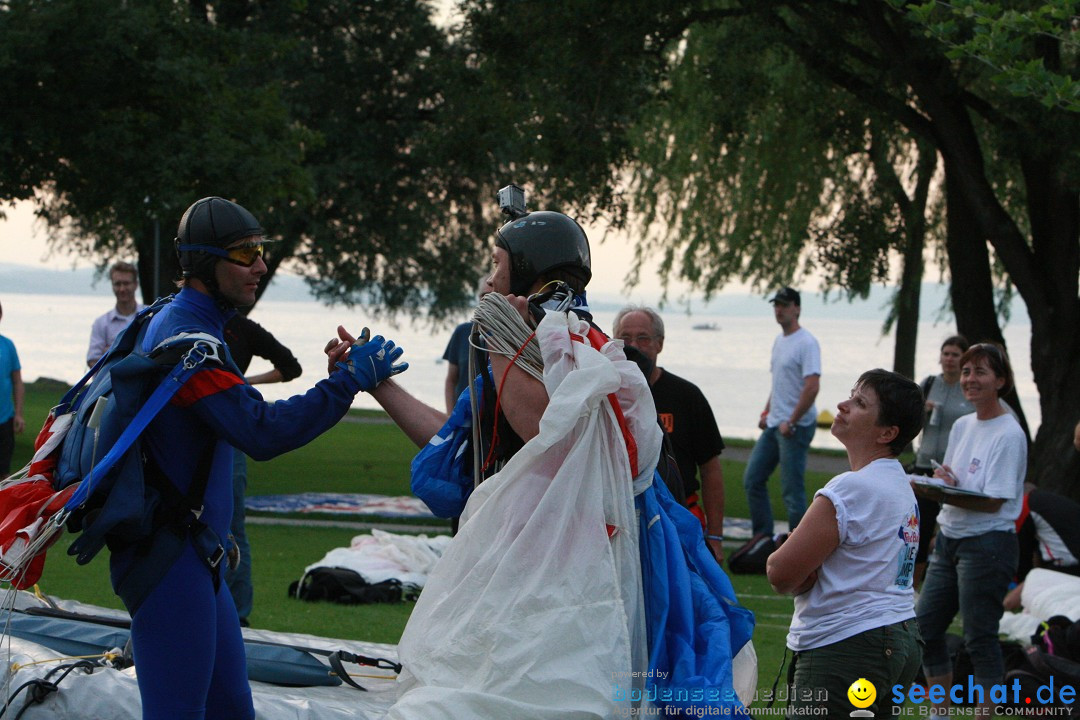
top-left (324, 325), bottom-right (363, 375)
top-left (333, 327), bottom-right (408, 391)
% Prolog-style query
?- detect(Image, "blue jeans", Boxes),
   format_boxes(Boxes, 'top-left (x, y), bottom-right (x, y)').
top-left (742, 423), bottom-right (815, 536)
top-left (916, 530), bottom-right (1018, 687)
top-left (225, 450), bottom-right (253, 622)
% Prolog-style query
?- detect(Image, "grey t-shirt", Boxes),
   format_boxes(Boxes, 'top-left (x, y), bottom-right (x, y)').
top-left (914, 374), bottom-right (972, 470)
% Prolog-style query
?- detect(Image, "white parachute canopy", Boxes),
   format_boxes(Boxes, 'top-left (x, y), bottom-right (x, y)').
top-left (388, 309), bottom-right (662, 719)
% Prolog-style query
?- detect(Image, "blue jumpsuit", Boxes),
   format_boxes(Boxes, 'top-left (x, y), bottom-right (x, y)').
top-left (113, 288), bottom-right (362, 720)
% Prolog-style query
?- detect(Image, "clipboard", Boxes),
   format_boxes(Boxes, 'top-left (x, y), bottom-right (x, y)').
top-left (911, 479), bottom-right (992, 499)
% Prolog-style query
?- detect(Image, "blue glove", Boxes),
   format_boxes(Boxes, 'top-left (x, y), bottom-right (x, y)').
top-left (337, 333), bottom-right (408, 391)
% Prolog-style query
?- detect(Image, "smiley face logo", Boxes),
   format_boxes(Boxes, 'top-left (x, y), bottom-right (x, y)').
top-left (847, 678), bottom-right (876, 709)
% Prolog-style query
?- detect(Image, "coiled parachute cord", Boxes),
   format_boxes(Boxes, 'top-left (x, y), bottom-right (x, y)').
top-left (470, 293), bottom-right (543, 381)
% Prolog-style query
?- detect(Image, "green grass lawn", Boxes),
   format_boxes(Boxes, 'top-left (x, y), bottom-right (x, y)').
top-left (10, 379), bottom-right (839, 705)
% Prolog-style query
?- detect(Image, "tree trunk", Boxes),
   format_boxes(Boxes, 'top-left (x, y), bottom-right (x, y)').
top-left (892, 233), bottom-right (922, 380)
top-left (942, 170), bottom-right (1030, 439)
top-left (135, 219), bottom-right (180, 306)
top-left (889, 141), bottom-right (936, 381)
top-left (1018, 151), bottom-right (1080, 498)
top-left (867, 129), bottom-right (932, 381)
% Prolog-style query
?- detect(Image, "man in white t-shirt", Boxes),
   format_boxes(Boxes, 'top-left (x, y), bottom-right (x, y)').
top-left (86, 261), bottom-right (145, 367)
top-left (742, 287), bottom-right (821, 537)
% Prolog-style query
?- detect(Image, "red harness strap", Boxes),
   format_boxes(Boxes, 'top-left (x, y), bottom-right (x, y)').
top-left (171, 368), bottom-right (244, 407)
top-left (488, 323), bottom-right (640, 480)
top-left (582, 326), bottom-right (639, 479)
top-left (1015, 490), bottom-right (1030, 533)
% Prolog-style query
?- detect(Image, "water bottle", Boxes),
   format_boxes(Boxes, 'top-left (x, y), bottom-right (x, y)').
top-left (929, 404), bottom-right (941, 426)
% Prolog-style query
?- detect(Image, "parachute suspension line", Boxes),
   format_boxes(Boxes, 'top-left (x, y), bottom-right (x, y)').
top-left (468, 321), bottom-right (484, 488)
top-left (0, 657), bottom-right (102, 719)
top-left (9, 651), bottom-right (123, 672)
top-left (481, 331), bottom-right (537, 475)
top-left (1, 582), bottom-right (21, 708)
top-left (472, 291), bottom-right (546, 474)
top-left (471, 294), bottom-right (543, 381)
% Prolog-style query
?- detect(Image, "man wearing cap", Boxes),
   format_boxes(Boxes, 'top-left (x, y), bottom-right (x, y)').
top-left (742, 286), bottom-right (821, 537)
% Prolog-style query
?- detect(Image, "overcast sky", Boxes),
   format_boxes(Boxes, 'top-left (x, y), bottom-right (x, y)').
top-left (1, 198), bottom-right (736, 304)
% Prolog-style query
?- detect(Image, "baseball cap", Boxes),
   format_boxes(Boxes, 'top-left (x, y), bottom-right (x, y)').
top-left (768, 286), bottom-right (800, 305)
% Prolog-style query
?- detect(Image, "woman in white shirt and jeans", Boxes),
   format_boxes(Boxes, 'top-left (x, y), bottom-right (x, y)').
top-left (767, 369), bottom-right (925, 718)
top-left (913, 342), bottom-right (1027, 715)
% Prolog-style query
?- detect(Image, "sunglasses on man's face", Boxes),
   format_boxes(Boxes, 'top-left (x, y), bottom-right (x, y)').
top-left (221, 242), bottom-right (264, 267)
top-left (178, 242), bottom-right (266, 267)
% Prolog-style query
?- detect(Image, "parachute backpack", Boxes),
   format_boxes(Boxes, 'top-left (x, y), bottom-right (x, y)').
top-left (0, 296), bottom-right (225, 591)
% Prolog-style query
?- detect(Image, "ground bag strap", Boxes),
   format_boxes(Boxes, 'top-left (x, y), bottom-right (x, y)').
top-left (327, 650), bottom-right (403, 691)
top-left (112, 445), bottom-right (220, 615)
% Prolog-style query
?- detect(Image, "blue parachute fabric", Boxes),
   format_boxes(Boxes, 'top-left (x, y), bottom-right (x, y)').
top-left (6, 612), bottom-right (131, 659)
top-left (637, 474), bottom-right (755, 717)
top-left (409, 375), bottom-right (482, 518)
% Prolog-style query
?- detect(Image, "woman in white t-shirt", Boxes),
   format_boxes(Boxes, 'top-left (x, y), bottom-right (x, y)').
top-left (913, 343), bottom-right (1027, 715)
top-left (767, 369), bottom-right (925, 718)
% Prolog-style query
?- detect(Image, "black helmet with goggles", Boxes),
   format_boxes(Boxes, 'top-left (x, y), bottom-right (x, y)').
top-left (175, 197), bottom-right (267, 282)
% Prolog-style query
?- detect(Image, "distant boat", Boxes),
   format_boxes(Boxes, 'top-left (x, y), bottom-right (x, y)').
top-left (692, 322), bottom-right (720, 331)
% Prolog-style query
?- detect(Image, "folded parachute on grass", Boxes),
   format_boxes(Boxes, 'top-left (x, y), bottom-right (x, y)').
top-left (1, 591), bottom-right (402, 720)
top-left (389, 309), bottom-right (756, 719)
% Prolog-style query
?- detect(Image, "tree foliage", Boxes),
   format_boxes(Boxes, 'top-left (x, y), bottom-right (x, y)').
top-left (893, 0), bottom-right (1080, 111)
top-left (0, 0), bottom-right (503, 320)
top-left (457, 0), bottom-right (1080, 493)
top-left (0, 0), bottom-right (310, 276)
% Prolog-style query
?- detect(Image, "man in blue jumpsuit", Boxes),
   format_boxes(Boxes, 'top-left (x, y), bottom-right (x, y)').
top-left (121, 196), bottom-right (406, 720)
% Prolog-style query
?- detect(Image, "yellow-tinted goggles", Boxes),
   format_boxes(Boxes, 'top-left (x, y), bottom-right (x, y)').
top-left (179, 241), bottom-right (266, 267)
top-left (222, 242), bottom-right (264, 267)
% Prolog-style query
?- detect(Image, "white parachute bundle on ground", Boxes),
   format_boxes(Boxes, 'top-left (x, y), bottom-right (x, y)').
top-left (296, 529), bottom-right (452, 589)
top-left (999, 567), bottom-right (1080, 644)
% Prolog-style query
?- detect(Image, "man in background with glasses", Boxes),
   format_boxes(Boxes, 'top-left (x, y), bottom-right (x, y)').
top-left (613, 305), bottom-right (727, 562)
top-left (86, 260), bottom-right (144, 367)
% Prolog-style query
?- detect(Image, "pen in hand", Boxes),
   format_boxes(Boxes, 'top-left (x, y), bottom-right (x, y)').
top-left (931, 459), bottom-right (958, 487)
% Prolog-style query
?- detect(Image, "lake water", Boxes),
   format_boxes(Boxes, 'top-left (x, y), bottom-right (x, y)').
top-left (0, 292), bottom-right (1039, 451)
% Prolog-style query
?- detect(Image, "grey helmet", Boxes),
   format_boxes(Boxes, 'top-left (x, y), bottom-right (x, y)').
top-left (175, 197), bottom-right (264, 286)
top-left (494, 211), bottom-right (591, 297)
